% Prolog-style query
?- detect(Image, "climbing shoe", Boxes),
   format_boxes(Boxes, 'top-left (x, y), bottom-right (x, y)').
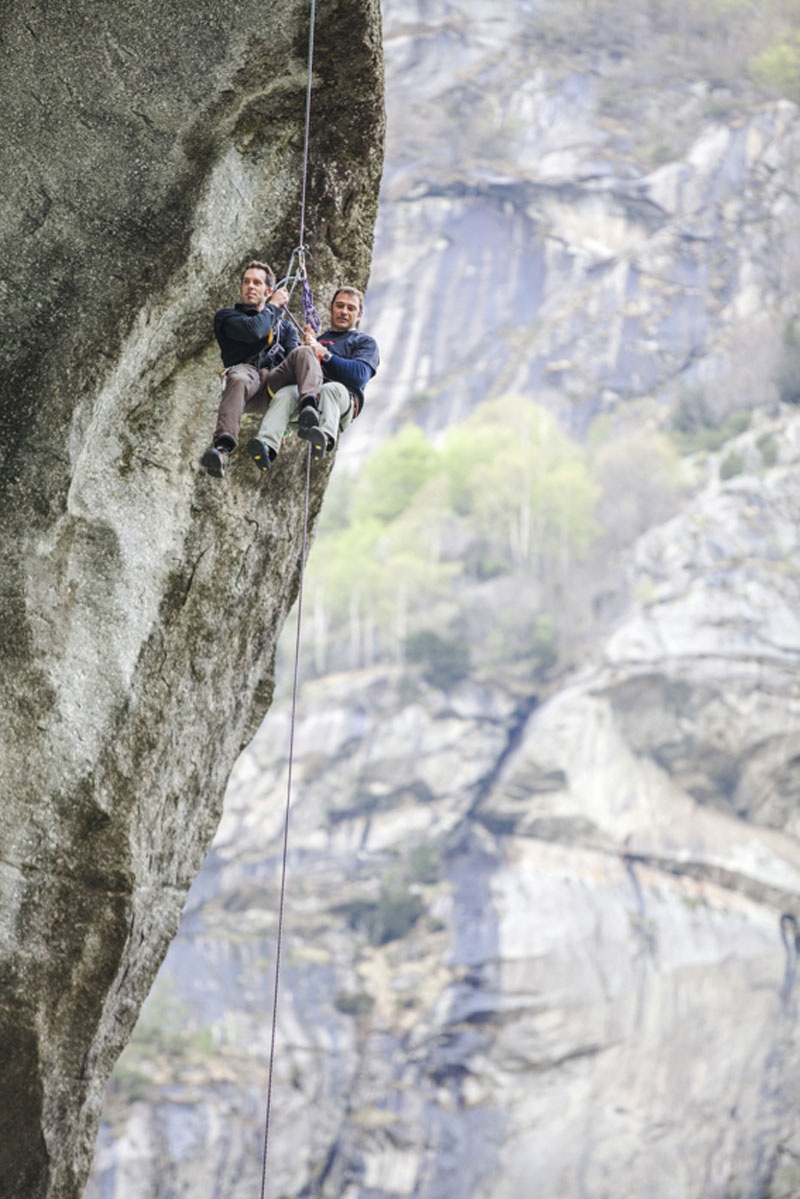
top-left (297, 424), bottom-right (327, 462)
top-left (200, 445), bottom-right (230, 478)
top-left (298, 397), bottom-right (321, 431)
top-left (246, 437), bottom-right (276, 473)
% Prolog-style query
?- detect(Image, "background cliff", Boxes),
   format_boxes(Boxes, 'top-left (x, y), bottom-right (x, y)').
top-left (0, 2), bottom-right (384, 1197)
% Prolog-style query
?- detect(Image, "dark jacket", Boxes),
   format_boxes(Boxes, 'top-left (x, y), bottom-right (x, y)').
top-left (214, 302), bottom-right (299, 369)
top-left (317, 328), bottom-right (380, 410)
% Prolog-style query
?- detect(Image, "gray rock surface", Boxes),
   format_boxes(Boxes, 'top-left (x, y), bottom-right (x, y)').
top-left (0, 2), bottom-right (384, 1196)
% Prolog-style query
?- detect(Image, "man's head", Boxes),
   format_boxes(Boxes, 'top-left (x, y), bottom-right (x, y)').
top-left (240, 260), bottom-right (276, 310)
top-left (330, 286), bottom-right (364, 331)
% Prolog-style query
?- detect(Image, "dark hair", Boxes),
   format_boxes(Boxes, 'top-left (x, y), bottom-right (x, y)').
top-left (331, 285), bottom-right (364, 315)
top-left (241, 259), bottom-right (276, 288)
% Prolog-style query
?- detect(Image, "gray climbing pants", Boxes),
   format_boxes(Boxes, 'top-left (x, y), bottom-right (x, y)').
top-left (255, 346), bottom-right (355, 455)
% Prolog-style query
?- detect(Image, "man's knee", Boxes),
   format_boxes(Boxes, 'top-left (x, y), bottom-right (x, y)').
top-left (225, 364), bottom-right (252, 383)
top-left (322, 381), bottom-right (351, 413)
top-left (222, 364), bottom-right (253, 396)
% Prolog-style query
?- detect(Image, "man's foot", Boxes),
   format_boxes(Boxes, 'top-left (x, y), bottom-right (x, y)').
top-left (297, 424), bottom-right (328, 462)
top-left (200, 445), bottom-right (230, 477)
top-left (298, 397), bottom-right (321, 431)
top-left (246, 437), bottom-right (276, 473)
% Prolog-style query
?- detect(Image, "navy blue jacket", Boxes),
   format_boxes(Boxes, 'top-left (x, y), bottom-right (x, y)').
top-left (214, 302), bottom-right (299, 369)
top-left (317, 328), bottom-right (380, 410)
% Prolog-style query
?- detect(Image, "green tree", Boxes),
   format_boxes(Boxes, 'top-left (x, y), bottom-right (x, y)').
top-left (441, 396), bottom-right (598, 571)
top-left (352, 422), bottom-right (439, 523)
top-left (302, 394), bottom-right (600, 679)
top-left (749, 36), bottom-right (800, 100)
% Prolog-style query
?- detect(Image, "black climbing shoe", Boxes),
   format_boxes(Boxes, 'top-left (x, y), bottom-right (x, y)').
top-left (298, 397), bottom-right (321, 431)
top-left (200, 445), bottom-right (230, 478)
top-left (297, 424), bottom-right (327, 461)
top-left (246, 437), bottom-right (275, 473)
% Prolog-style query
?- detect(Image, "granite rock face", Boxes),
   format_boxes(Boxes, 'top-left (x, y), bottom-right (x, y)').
top-left (0, 2), bottom-right (384, 1196)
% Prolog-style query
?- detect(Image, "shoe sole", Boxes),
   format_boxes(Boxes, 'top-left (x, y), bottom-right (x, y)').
top-left (246, 438), bottom-right (272, 473)
top-left (298, 405), bottom-right (321, 431)
top-left (298, 425), bottom-right (327, 461)
top-left (200, 447), bottom-right (226, 478)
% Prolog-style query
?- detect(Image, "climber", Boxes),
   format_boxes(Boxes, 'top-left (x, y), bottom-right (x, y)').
top-left (200, 260), bottom-right (299, 478)
top-left (245, 285), bottom-right (380, 470)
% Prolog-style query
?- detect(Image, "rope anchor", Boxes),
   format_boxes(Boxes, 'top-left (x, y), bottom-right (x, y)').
top-left (275, 244), bottom-right (320, 335)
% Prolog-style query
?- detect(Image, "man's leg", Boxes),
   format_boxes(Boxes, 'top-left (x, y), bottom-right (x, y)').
top-left (263, 346), bottom-right (323, 403)
top-left (200, 364), bottom-right (267, 476)
top-left (317, 382), bottom-right (353, 450)
top-left (250, 384), bottom-right (299, 458)
top-left (213, 364), bottom-right (265, 448)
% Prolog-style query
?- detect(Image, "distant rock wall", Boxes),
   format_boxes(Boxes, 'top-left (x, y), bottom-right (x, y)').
top-left (349, 3), bottom-right (800, 461)
top-left (0, 2), bottom-right (383, 1196)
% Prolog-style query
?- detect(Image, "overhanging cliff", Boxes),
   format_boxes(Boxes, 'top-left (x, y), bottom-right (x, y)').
top-left (0, 2), bottom-right (384, 1196)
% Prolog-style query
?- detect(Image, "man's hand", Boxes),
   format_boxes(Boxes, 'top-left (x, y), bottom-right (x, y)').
top-left (270, 286), bottom-right (290, 307)
top-left (302, 324), bottom-right (327, 358)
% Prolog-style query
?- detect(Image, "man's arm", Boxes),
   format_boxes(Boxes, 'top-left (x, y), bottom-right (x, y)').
top-left (323, 354), bottom-right (374, 393)
top-left (216, 287), bottom-right (290, 348)
top-left (218, 307), bottom-right (273, 346)
top-left (303, 328), bottom-right (379, 392)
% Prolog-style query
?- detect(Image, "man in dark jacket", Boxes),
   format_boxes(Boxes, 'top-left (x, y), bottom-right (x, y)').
top-left (245, 286), bottom-right (379, 470)
top-left (200, 259), bottom-right (299, 477)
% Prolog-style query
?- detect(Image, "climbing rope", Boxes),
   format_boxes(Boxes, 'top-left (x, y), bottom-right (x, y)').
top-left (259, 443), bottom-right (313, 1199)
top-left (298, 0), bottom-right (316, 255)
top-left (275, 245), bottom-right (320, 334)
top-left (272, 0), bottom-right (321, 335)
top-left (258, 3), bottom-right (319, 1194)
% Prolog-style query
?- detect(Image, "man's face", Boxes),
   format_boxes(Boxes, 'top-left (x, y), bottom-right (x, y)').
top-left (240, 269), bottom-right (271, 310)
top-left (330, 292), bottom-right (361, 331)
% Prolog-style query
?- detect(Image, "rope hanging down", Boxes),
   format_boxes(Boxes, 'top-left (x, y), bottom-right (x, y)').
top-left (258, 3), bottom-right (318, 1196)
top-left (258, 448), bottom-right (313, 1199)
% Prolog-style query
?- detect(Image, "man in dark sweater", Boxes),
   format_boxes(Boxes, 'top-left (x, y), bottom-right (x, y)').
top-left (245, 286), bottom-right (380, 471)
top-left (200, 259), bottom-right (298, 477)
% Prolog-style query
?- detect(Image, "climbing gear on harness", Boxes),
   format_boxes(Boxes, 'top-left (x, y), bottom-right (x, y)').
top-left (274, 245), bottom-right (321, 335)
top-left (254, 320), bottom-right (295, 370)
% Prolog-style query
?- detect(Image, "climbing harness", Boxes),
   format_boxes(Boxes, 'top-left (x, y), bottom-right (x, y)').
top-left (258, 4), bottom-right (319, 1197)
